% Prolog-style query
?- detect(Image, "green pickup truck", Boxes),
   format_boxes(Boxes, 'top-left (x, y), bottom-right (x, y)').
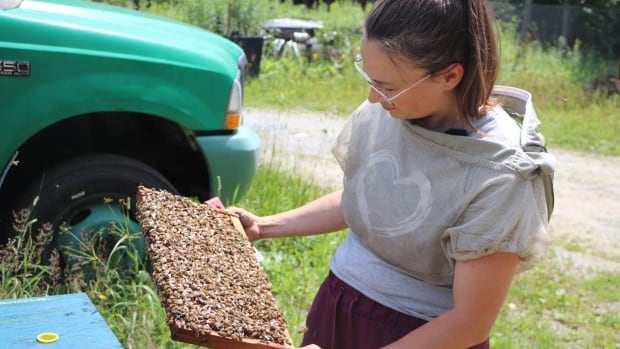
top-left (0, 0), bottom-right (260, 263)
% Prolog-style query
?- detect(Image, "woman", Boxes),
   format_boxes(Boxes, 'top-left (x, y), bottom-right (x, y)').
top-left (230, 0), bottom-right (552, 348)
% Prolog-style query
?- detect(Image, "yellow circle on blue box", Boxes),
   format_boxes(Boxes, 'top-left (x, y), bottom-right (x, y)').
top-left (37, 332), bottom-right (59, 344)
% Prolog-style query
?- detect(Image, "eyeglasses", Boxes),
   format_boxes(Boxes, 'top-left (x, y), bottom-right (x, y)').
top-left (354, 55), bottom-right (431, 107)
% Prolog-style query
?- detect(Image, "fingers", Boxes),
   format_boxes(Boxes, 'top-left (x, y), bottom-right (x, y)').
top-left (226, 207), bottom-right (261, 242)
top-left (226, 206), bottom-right (244, 216)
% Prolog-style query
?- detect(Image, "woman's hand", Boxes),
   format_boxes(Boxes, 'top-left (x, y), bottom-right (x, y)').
top-left (227, 206), bottom-right (262, 242)
top-left (228, 190), bottom-right (346, 242)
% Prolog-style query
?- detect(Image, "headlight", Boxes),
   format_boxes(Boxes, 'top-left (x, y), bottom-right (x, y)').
top-left (225, 69), bottom-right (243, 130)
top-left (225, 55), bottom-right (247, 130)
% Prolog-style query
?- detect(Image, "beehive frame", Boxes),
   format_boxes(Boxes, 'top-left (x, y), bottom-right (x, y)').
top-left (136, 186), bottom-right (292, 349)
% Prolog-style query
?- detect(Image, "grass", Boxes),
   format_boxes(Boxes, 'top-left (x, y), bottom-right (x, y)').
top-left (246, 40), bottom-right (619, 154)
top-left (1, 1), bottom-right (619, 349)
top-left (108, 0), bottom-right (620, 155)
top-left (496, 31), bottom-right (620, 155)
top-left (240, 8), bottom-right (619, 156)
top-left (2, 165), bottom-right (618, 348)
top-left (493, 265), bottom-right (620, 348)
top-left (237, 162), bottom-right (347, 341)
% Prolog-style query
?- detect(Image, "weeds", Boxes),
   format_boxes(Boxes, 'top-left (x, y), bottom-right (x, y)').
top-left (0, 209), bottom-right (63, 297)
top-left (1, 166), bottom-right (619, 348)
top-left (0, 200), bottom-right (175, 347)
top-left (1, 1), bottom-right (618, 348)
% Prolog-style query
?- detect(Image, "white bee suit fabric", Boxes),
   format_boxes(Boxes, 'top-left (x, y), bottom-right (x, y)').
top-left (330, 91), bottom-right (554, 320)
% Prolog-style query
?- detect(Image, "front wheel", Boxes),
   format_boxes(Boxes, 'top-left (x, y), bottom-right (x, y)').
top-left (14, 154), bottom-right (177, 276)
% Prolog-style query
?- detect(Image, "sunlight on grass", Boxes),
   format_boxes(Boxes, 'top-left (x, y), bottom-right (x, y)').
top-left (246, 20), bottom-right (619, 155)
top-left (2, 1), bottom-right (618, 349)
top-left (143, 0), bottom-right (620, 155)
top-left (2, 163), bottom-right (619, 348)
top-left (493, 266), bottom-right (620, 348)
top-left (235, 163), bottom-right (346, 343)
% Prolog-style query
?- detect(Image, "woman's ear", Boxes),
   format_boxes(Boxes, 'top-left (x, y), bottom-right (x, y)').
top-left (440, 63), bottom-right (464, 90)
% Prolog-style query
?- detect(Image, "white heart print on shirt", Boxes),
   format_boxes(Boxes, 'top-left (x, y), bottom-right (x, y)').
top-left (356, 151), bottom-right (432, 237)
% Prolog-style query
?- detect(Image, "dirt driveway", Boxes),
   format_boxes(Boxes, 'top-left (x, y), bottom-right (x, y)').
top-left (245, 108), bottom-right (620, 278)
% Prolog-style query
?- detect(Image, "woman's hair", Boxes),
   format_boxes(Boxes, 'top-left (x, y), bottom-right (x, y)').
top-left (365, 0), bottom-right (499, 124)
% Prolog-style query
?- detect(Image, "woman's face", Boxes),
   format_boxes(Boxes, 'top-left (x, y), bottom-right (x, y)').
top-left (358, 38), bottom-right (461, 130)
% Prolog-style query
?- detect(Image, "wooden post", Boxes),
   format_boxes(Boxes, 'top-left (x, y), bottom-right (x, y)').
top-left (561, 0), bottom-right (571, 47)
top-left (520, 0), bottom-right (534, 43)
top-left (227, 0), bottom-right (233, 37)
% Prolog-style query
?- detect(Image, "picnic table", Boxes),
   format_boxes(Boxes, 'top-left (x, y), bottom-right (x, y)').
top-left (262, 18), bottom-right (323, 61)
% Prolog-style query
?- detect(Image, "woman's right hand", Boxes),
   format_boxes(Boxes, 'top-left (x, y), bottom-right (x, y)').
top-left (227, 206), bottom-right (262, 242)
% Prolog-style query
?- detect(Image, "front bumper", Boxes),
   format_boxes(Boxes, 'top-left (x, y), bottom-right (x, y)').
top-left (195, 125), bottom-right (260, 204)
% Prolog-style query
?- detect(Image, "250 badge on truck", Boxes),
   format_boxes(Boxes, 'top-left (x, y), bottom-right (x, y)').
top-left (0, 60), bottom-right (31, 77)
top-left (0, 0), bottom-right (260, 271)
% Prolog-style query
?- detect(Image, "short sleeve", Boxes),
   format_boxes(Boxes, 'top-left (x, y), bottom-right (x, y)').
top-left (442, 172), bottom-right (549, 272)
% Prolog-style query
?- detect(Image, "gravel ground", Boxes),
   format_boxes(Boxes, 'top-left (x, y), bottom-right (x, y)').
top-left (245, 107), bottom-right (620, 279)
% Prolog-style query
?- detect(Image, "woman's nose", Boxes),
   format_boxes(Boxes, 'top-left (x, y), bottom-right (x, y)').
top-left (366, 88), bottom-right (382, 104)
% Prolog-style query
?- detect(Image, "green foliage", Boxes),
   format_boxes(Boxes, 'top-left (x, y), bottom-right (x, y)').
top-left (572, 3), bottom-right (620, 57)
top-left (247, 54), bottom-right (365, 114)
top-left (146, 0), bottom-right (327, 36)
top-left (0, 164), bottom-right (344, 347)
top-left (492, 264), bottom-right (620, 348)
top-left (497, 24), bottom-right (619, 155)
top-left (0, 210), bottom-right (62, 298)
top-left (2, 165), bottom-right (619, 348)
top-left (2, 2), bottom-right (618, 349)
top-left (100, 0), bottom-right (620, 154)
top-left (246, 21), bottom-right (620, 155)
top-left (234, 162), bottom-right (346, 343)
top-left (0, 203), bottom-right (184, 347)
top-left (492, 1), bottom-right (620, 58)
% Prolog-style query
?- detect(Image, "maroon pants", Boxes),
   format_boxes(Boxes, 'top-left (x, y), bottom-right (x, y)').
top-left (300, 271), bottom-right (490, 349)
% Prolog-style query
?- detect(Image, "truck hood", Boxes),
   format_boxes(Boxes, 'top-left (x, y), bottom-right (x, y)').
top-left (3, 0), bottom-right (242, 73)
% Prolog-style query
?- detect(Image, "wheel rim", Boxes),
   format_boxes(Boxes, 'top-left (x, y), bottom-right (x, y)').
top-left (54, 195), bottom-right (145, 275)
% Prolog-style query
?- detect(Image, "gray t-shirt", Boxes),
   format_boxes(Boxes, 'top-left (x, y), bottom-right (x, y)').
top-left (330, 101), bottom-right (550, 320)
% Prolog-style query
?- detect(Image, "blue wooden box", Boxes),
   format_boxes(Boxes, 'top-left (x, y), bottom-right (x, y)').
top-left (0, 293), bottom-right (123, 348)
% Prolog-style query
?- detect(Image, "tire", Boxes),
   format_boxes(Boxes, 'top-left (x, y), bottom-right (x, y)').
top-left (14, 154), bottom-right (177, 276)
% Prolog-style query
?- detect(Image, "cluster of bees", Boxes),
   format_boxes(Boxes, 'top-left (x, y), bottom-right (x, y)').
top-left (136, 186), bottom-right (291, 347)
